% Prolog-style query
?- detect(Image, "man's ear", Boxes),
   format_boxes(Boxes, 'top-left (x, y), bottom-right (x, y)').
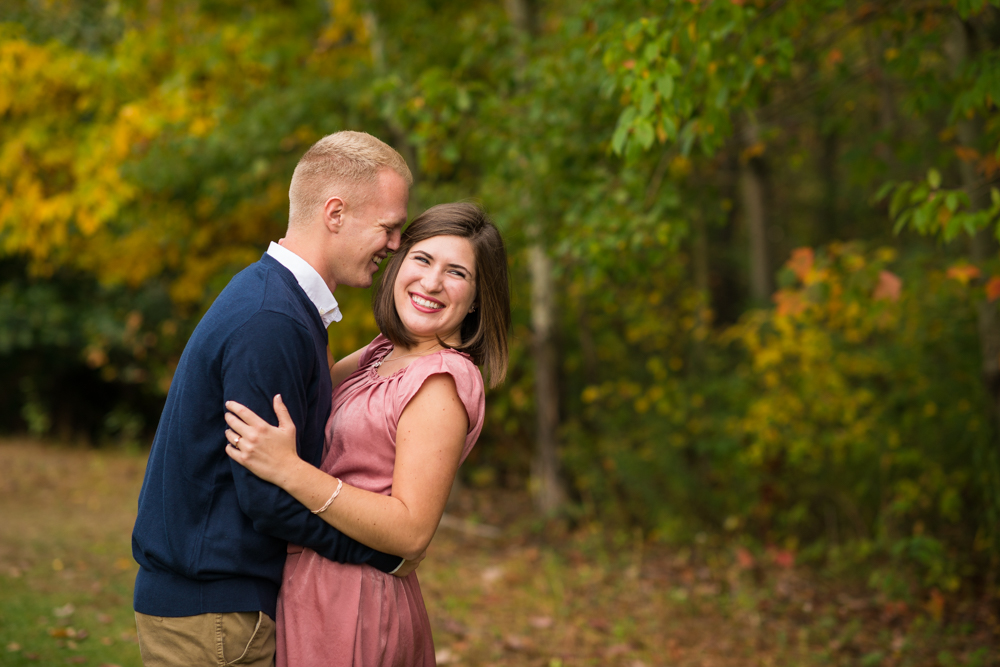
top-left (323, 196), bottom-right (346, 232)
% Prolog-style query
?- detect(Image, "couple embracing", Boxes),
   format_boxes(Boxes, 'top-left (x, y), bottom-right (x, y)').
top-left (131, 131), bottom-right (511, 666)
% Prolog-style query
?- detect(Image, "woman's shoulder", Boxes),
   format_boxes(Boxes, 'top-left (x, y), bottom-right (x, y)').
top-left (397, 349), bottom-right (485, 431)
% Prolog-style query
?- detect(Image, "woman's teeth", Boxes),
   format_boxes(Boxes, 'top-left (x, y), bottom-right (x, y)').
top-left (412, 295), bottom-right (442, 309)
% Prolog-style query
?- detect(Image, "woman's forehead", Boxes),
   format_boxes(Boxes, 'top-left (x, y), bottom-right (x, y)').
top-left (410, 235), bottom-right (475, 263)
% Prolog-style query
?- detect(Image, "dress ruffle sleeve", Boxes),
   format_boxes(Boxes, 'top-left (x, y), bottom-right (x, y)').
top-left (393, 350), bottom-right (485, 464)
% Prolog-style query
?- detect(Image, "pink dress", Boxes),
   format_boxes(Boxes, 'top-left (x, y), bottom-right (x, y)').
top-left (275, 334), bottom-right (485, 667)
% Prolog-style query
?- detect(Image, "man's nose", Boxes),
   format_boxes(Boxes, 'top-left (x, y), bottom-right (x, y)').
top-left (387, 228), bottom-right (401, 252)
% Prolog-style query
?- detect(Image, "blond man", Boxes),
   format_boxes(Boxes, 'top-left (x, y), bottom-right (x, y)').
top-left (132, 132), bottom-right (413, 666)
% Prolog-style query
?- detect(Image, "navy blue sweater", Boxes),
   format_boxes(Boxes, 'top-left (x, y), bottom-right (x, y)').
top-left (132, 254), bottom-right (402, 619)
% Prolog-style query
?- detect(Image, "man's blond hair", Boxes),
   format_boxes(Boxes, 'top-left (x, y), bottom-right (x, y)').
top-left (288, 131), bottom-right (413, 228)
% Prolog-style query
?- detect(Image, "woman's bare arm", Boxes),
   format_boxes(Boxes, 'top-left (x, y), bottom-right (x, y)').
top-left (224, 374), bottom-right (468, 560)
top-left (329, 348), bottom-right (365, 388)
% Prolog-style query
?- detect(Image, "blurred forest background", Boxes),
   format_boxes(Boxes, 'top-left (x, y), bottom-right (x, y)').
top-left (2, 0), bottom-right (1000, 606)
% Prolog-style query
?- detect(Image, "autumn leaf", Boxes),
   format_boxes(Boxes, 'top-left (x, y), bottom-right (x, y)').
top-left (768, 547), bottom-right (795, 569)
top-left (946, 263), bottom-right (981, 285)
top-left (979, 153), bottom-right (1000, 180)
top-left (986, 277), bottom-right (1000, 302)
top-left (873, 270), bottom-right (902, 302)
top-left (954, 145), bottom-right (980, 163)
top-left (773, 290), bottom-right (807, 317)
top-left (740, 141), bottom-right (765, 163)
top-left (925, 589), bottom-right (945, 622)
top-left (735, 547), bottom-right (755, 570)
top-left (787, 247), bottom-right (814, 282)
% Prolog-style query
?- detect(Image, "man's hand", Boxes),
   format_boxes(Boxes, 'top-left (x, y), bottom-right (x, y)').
top-left (392, 549), bottom-right (426, 578)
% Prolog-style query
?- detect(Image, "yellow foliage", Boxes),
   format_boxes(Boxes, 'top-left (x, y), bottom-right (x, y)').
top-left (0, 4), bottom-right (370, 305)
top-left (726, 244), bottom-right (902, 470)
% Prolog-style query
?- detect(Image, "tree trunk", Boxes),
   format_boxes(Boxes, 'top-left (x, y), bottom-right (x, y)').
top-left (691, 212), bottom-right (710, 368)
top-left (528, 240), bottom-right (564, 513)
top-left (505, 0), bottom-right (565, 514)
top-left (947, 17), bottom-right (1000, 431)
top-left (363, 7), bottom-right (419, 183)
top-left (818, 129), bottom-right (839, 241)
top-left (738, 114), bottom-right (771, 303)
top-left (867, 28), bottom-right (901, 175)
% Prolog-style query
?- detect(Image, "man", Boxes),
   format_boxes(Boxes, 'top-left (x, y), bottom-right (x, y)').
top-left (132, 131), bottom-right (414, 666)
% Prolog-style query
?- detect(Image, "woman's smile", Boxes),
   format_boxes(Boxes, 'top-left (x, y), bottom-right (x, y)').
top-left (409, 292), bottom-right (444, 311)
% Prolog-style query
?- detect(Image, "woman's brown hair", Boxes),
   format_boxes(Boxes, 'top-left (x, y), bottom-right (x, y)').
top-left (373, 202), bottom-right (511, 387)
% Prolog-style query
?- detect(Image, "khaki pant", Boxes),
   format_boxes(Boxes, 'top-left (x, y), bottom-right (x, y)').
top-left (135, 611), bottom-right (275, 667)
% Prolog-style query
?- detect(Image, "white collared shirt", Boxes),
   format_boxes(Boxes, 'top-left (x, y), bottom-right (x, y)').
top-left (266, 242), bottom-right (343, 326)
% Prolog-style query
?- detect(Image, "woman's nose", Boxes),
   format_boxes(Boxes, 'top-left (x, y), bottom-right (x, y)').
top-left (421, 270), bottom-right (444, 292)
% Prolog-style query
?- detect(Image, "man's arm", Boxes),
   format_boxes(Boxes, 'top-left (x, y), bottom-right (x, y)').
top-left (222, 311), bottom-right (403, 573)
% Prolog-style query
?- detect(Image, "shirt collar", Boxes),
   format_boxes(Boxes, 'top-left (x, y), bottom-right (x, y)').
top-left (266, 242), bottom-right (342, 326)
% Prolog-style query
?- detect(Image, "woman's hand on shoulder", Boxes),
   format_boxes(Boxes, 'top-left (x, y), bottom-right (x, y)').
top-left (225, 394), bottom-right (304, 488)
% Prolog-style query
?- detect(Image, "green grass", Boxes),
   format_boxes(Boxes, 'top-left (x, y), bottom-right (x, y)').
top-left (1, 567), bottom-right (140, 666)
top-left (1, 439), bottom-right (997, 667)
top-left (0, 440), bottom-right (144, 666)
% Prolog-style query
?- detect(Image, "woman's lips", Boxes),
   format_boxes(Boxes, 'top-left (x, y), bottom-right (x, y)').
top-left (410, 293), bottom-right (444, 312)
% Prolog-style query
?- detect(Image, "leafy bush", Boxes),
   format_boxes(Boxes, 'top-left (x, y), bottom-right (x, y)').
top-left (568, 243), bottom-right (1000, 594)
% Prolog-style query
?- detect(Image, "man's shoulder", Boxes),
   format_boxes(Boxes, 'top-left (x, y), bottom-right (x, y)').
top-left (208, 258), bottom-right (309, 323)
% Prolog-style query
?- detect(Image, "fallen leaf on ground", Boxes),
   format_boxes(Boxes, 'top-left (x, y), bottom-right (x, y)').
top-left (736, 548), bottom-right (755, 569)
top-left (605, 643), bottom-right (631, 658)
top-left (53, 603), bottom-right (75, 618)
top-left (481, 565), bottom-right (504, 585)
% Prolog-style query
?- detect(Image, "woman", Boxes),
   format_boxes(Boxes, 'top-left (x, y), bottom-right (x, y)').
top-left (222, 202), bottom-right (510, 666)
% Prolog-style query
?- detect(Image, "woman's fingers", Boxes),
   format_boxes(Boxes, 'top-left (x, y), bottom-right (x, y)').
top-left (273, 394), bottom-right (295, 432)
top-left (224, 400), bottom-right (268, 429)
top-left (225, 441), bottom-right (249, 467)
top-left (224, 411), bottom-right (253, 439)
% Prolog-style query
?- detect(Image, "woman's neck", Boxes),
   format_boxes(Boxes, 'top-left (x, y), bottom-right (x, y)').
top-left (395, 329), bottom-right (461, 356)
top-left (394, 341), bottom-right (440, 357)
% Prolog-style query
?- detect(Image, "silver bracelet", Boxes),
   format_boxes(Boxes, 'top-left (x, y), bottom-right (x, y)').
top-left (311, 478), bottom-right (343, 514)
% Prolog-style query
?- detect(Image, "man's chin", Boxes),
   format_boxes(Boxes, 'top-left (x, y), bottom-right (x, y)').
top-left (344, 274), bottom-right (374, 289)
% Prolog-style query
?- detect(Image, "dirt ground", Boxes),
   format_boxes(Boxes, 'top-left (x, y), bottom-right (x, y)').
top-left (0, 439), bottom-right (996, 666)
